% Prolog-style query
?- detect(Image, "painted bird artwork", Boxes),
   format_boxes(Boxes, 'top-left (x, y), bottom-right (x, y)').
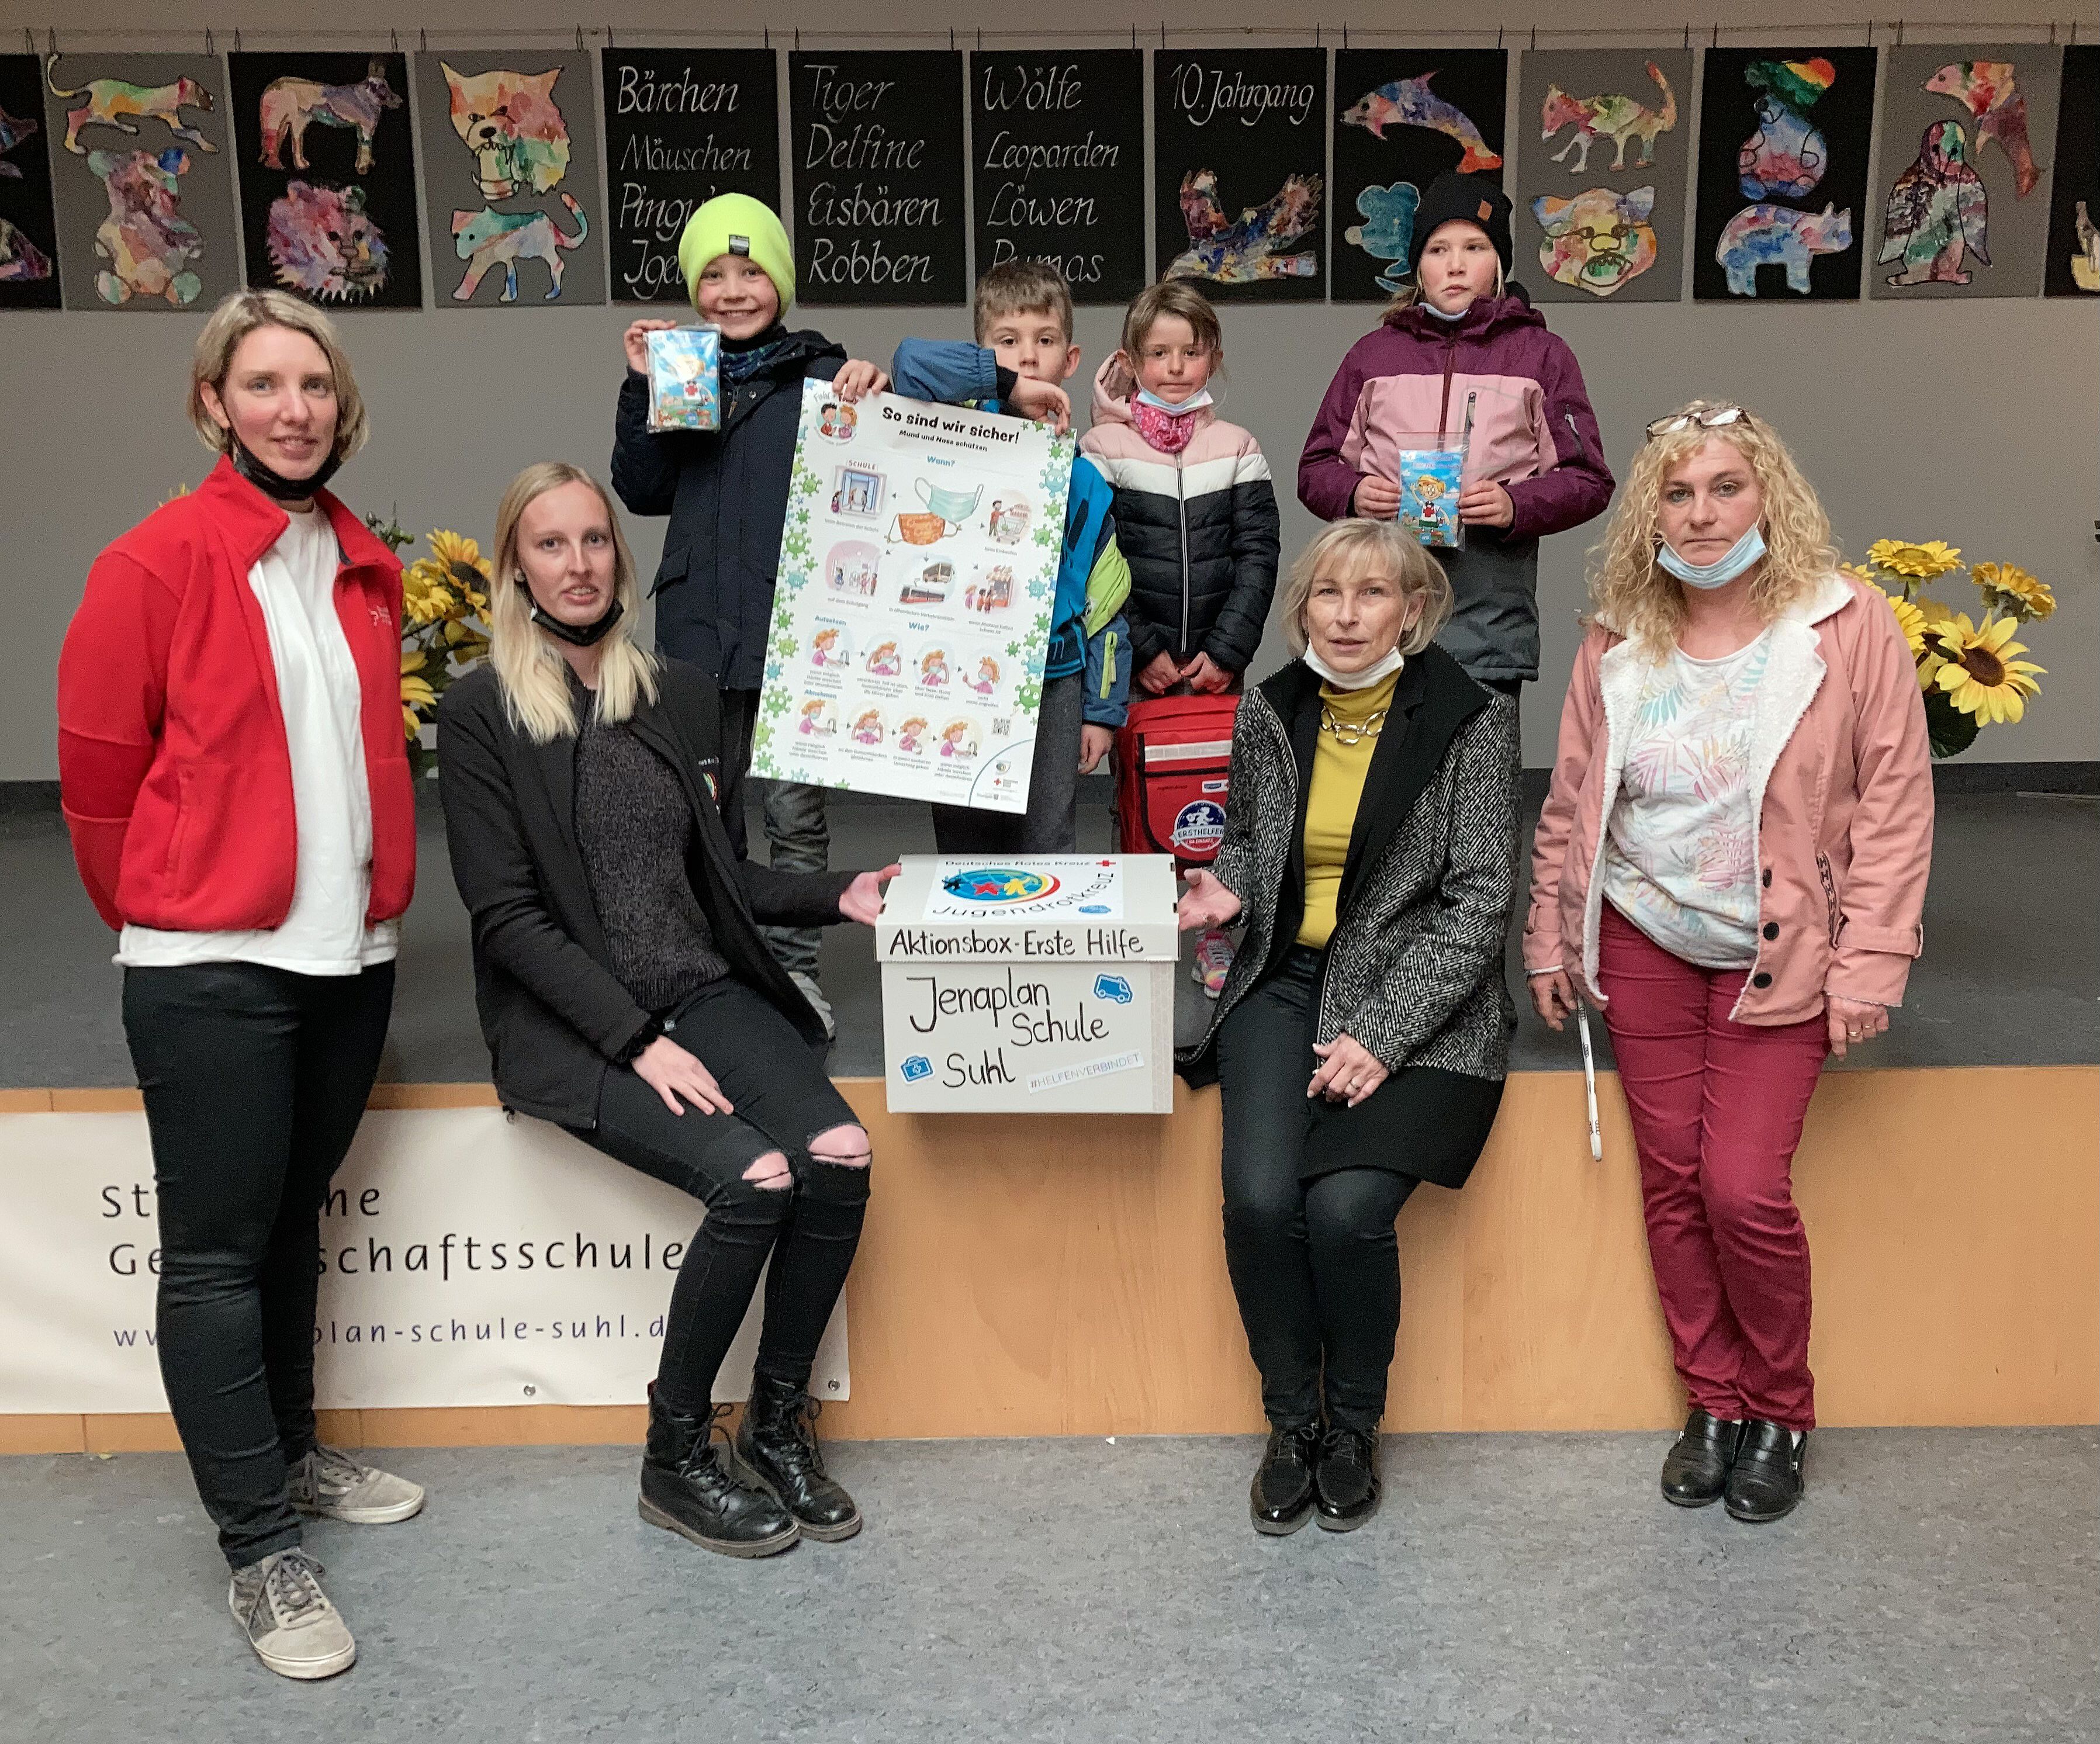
top-left (1340, 72), bottom-right (1502, 174)
top-left (1167, 169), bottom-right (1323, 283)
top-left (1879, 120), bottom-right (1990, 287)
top-left (1924, 61), bottom-right (2043, 199)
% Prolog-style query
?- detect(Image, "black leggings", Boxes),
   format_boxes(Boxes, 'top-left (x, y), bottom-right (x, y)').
top-left (575, 978), bottom-right (869, 1416)
top-left (123, 961), bottom-right (395, 1569)
top-left (1216, 953), bottom-right (1419, 1435)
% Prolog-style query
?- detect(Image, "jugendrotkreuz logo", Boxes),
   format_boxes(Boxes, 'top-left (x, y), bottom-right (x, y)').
top-left (939, 867), bottom-right (1062, 905)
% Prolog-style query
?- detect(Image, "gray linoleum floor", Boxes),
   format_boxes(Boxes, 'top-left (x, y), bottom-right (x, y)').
top-left (2, 1429), bottom-right (2093, 1743)
top-left (4, 790), bottom-right (2095, 1088)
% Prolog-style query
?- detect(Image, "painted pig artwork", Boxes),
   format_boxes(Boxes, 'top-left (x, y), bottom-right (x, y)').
top-left (1714, 201), bottom-right (1852, 294)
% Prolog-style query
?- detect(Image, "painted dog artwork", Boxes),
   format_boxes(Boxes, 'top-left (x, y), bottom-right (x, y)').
top-left (0, 103), bottom-right (37, 177)
top-left (1714, 201), bottom-right (1852, 295)
top-left (450, 193), bottom-right (590, 301)
top-left (1541, 61), bottom-right (1678, 174)
top-left (1168, 169), bottom-right (1323, 283)
top-left (87, 145), bottom-right (206, 305)
top-left (439, 63), bottom-right (572, 199)
top-left (258, 58), bottom-right (403, 177)
top-left (0, 215), bottom-right (55, 282)
top-left (268, 181), bottom-right (389, 300)
top-left (47, 54), bottom-right (218, 155)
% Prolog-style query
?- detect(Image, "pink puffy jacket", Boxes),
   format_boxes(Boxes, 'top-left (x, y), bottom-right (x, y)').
top-left (1525, 573), bottom-right (1933, 1023)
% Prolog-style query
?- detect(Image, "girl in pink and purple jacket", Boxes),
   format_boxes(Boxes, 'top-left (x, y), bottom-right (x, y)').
top-left (1527, 402), bottom-right (1932, 1527)
top-left (1299, 173), bottom-right (1614, 691)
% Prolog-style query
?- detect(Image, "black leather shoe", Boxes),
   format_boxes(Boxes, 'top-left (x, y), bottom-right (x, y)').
top-left (736, 1375), bottom-right (863, 1542)
top-left (1660, 1409), bottom-right (1744, 1508)
top-left (1313, 1425), bottom-right (1381, 1532)
top-left (1250, 1421), bottom-right (1322, 1535)
top-left (1725, 1421), bottom-right (1806, 1522)
top-left (639, 1387), bottom-right (800, 1557)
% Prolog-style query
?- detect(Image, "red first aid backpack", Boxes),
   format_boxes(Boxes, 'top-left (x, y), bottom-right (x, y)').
top-left (1112, 692), bottom-right (1241, 869)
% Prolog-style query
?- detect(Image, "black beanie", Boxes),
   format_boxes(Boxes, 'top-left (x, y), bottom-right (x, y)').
top-left (1407, 171), bottom-right (1514, 279)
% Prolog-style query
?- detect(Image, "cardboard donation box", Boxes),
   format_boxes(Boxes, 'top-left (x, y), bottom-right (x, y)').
top-left (875, 856), bottom-right (1180, 1115)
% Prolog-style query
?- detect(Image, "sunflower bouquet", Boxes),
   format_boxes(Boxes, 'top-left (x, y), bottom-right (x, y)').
top-left (1843, 539), bottom-right (2053, 759)
top-left (365, 514), bottom-right (494, 779)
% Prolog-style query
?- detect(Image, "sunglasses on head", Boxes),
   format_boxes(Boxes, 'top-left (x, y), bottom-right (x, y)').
top-left (1645, 405), bottom-right (1748, 440)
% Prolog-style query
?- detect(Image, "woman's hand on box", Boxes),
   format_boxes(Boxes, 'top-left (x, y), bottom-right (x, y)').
top-left (1177, 868), bottom-right (1242, 932)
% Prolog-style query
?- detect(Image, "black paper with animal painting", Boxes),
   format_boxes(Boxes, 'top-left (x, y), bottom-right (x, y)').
top-left (39, 51), bottom-right (241, 313)
top-left (1331, 50), bottom-right (1506, 304)
top-left (1153, 49), bottom-right (1327, 303)
top-left (1692, 47), bottom-right (1877, 302)
top-left (0, 54), bottom-right (63, 309)
top-left (1513, 49), bottom-right (1693, 306)
top-left (413, 49), bottom-right (606, 309)
top-left (2042, 46), bottom-right (2097, 298)
top-left (230, 53), bottom-right (421, 310)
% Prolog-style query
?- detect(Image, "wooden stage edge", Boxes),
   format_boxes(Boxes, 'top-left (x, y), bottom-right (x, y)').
top-left (2, 1067), bottom-right (2094, 1456)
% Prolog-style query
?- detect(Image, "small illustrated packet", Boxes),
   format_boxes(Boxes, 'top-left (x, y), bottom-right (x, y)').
top-left (645, 325), bottom-right (721, 431)
top-left (1395, 446), bottom-right (1466, 550)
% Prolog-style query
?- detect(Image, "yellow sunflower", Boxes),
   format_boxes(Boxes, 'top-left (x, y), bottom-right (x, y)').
top-left (1971, 562), bottom-right (2056, 622)
top-left (1931, 614), bottom-right (2044, 725)
top-left (1884, 590), bottom-right (1928, 659)
top-left (1867, 539), bottom-right (1961, 580)
top-left (428, 529), bottom-right (487, 570)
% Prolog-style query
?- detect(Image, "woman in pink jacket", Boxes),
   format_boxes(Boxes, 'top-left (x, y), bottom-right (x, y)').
top-left (1526, 402), bottom-right (1932, 1524)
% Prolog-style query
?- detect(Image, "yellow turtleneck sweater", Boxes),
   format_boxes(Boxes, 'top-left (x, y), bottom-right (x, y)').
top-left (1296, 667), bottom-right (1400, 950)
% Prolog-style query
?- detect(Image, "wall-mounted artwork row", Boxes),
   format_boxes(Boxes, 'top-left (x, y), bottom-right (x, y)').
top-left (413, 50), bottom-right (606, 308)
top-left (0, 55), bottom-right (63, 308)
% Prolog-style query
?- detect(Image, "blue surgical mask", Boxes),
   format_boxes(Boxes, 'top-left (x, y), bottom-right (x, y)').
top-left (1420, 298), bottom-right (1471, 323)
top-left (1656, 524), bottom-right (1766, 589)
top-left (1133, 385), bottom-right (1212, 414)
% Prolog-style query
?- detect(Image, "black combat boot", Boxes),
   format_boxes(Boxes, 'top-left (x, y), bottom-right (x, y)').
top-left (1250, 1421), bottom-right (1323, 1535)
top-left (639, 1387), bottom-right (800, 1558)
top-left (735, 1374), bottom-right (863, 1542)
top-left (1660, 1408), bottom-right (1745, 1508)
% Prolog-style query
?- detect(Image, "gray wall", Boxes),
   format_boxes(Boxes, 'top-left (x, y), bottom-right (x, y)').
top-left (4, 2), bottom-right (2094, 778)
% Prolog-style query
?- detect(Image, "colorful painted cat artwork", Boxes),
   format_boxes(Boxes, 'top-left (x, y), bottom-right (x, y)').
top-left (47, 56), bottom-right (217, 155)
top-left (1715, 202), bottom-right (1852, 295)
top-left (1532, 186), bottom-right (1659, 296)
top-left (1339, 71), bottom-right (1502, 174)
top-left (1925, 61), bottom-right (2043, 198)
top-left (87, 145), bottom-right (206, 306)
top-left (439, 63), bottom-right (571, 199)
top-left (1343, 181), bottom-right (1421, 295)
top-left (268, 181), bottom-right (389, 300)
top-left (1880, 121), bottom-right (1990, 287)
top-left (1540, 61), bottom-right (1677, 175)
top-left (1738, 58), bottom-right (1836, 201)
top-left (449, 195), bottom-right (590, 302)
top-left (1167, 169), bottom-right (1322, 283)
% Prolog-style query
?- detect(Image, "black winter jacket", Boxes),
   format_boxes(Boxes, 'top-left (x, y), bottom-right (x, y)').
top-left (1077, 357), bottom-right (1282, 674)
top-left (437, 659), bottom-right (855, 1129)
top-left (610, 327), bottom-right (846, 691)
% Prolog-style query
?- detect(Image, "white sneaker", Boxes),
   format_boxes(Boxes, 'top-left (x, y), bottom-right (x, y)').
top-left (228, 1549), bottom-right (356, 1680)
top-left (788, 969), bottom-right (838, 1040)
top-left (288, 1444), bottom-right (425, 1524)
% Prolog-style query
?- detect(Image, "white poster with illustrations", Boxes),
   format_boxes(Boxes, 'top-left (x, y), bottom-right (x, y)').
top-left (752, 383), bottom-right (1074, 814)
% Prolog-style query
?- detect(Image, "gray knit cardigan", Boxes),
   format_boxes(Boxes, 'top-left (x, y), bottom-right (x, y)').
top-left (1177, 650), bottom-right (1521, 1085)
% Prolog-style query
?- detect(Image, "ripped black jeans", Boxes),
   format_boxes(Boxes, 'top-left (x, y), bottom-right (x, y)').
top-left (572, 979), bottom-right (869, 1413)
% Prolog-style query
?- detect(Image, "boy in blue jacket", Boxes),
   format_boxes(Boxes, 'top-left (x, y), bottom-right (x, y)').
top-left (890, 261), bottom-right (1132, 854)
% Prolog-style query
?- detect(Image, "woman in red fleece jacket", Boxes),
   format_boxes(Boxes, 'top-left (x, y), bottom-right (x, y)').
top-left (1300, 174), bottom-right (1614, 693)
top-left (56, 289), bottom-right (420, 1683)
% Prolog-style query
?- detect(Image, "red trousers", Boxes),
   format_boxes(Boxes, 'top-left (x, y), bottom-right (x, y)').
top-left (1596, 905), bottom-right (1828, 1430)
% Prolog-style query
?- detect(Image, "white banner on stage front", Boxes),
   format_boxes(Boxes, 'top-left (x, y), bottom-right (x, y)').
top-left (0, 1109), bottom-right (847, 1415)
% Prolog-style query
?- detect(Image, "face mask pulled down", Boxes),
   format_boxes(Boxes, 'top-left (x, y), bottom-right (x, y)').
top-left (1656, 524), bottom-right (1766, 590)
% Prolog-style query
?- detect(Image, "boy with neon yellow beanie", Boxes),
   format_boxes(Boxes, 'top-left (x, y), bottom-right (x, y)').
top-left (611, 195), bottom-right (889, 1034)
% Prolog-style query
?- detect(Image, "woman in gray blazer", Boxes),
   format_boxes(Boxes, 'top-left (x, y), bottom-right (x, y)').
top-left (1177, 517), bottom-right (1520, 1536)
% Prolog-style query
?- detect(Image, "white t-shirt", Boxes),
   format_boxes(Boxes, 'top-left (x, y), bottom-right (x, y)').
top-left (1601, 633), bottom-right (1772, 970)
top-left (118, 508), bottom-right (400, 976)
